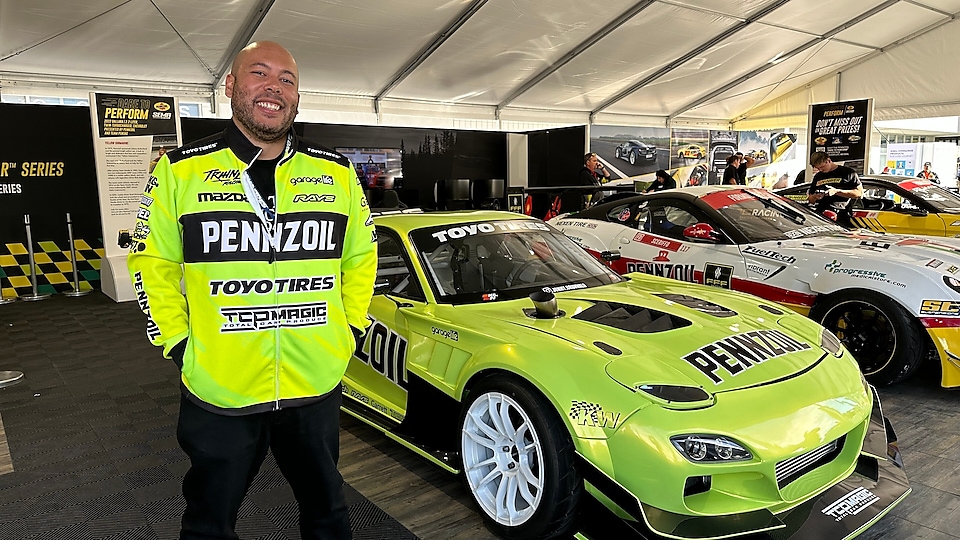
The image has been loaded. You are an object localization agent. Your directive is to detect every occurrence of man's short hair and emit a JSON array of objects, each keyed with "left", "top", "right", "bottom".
[
  {"left": 726, "top": 155, "right": 739, "bottom": 165},
  {"left": 735, "top": 152, "right": 744, "bottom": 157},
  {"left": 810, "top": 151, "right": 830, "bottom": 167},
  {"left": 584, "top": 153, "right": 596, "bottom": 165}
]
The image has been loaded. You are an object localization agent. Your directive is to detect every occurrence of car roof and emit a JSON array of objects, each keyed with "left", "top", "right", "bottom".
[
  {"left": 578, "top": 185, "right": 744, "bottom": 214},
  {"left": 372, "top": 209, "right": 543, "bottom": 236}
]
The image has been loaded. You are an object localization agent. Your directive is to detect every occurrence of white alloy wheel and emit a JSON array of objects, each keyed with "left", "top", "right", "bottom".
[{"left": 461, "top": 391, "right": 545, "bottom": 527}]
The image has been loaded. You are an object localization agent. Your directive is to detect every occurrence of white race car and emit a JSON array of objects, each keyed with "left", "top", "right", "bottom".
[{"left": 549, "top": 186, "right": 960, "bottom": 388}]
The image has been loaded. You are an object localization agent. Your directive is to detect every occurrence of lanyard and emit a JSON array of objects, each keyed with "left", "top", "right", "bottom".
[{"left": 239, "top": 135, "right": 292, "bottom": 250}]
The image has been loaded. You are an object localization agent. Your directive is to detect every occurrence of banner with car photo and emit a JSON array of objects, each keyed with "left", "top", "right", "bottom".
[{"left": 588, "top": 125, "right": 669, "bottom": 181}]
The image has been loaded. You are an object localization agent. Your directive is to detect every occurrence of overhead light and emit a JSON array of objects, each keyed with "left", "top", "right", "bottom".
[{"left": 768, "top": 52, "right": 786, "bottom": 64}]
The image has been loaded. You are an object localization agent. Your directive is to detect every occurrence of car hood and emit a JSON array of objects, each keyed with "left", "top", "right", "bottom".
[
  {"left": 753, "top": 231, "right": 960, "bottom": 269},
  {"left": 506, "top": 278, "right": 836, "bottom": 394}
]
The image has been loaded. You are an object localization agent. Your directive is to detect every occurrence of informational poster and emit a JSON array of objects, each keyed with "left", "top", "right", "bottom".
[
  {"left": 90, "top": 93, "right": 181, "bottom": 302},
  {"left": 708, "top": 130, "right": 738, "bottom": 184},
  {"left": 885, "top": 144, "right": 917, "bottom": 176},
  {"left": 807, "top": 98, "right": 873, "bottom": 174}
]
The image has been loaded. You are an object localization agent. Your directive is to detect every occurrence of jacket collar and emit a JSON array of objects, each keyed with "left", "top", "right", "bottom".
[{"left": 223, "top": 120, "right": 299, "bottom": 166}]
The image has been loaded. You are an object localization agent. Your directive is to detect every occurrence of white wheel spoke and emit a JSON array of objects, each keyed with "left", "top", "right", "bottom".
[
  {"left": 464, "top": 426, "right": 497, "bottom": 448},
  {"left": 470, "top": 408, "right": 502, "bottom": 441},
  {"left": 505, "top": 475, "right": 520, "bottom": 518},
  {"left": 517, "top": 469, "right": 538, "bottom": 506},
  {"left": 495, "top": 471, "right": 511, "bottom": 518},
  {"left": 488, "top": 396, "right": 512, "bottom": 438},
  {"left": 518, "top": 458, "right": 542, "bottom": 491},
  {"left": 478, "top": 467, "right": 503, "bottom": 492},
  {"left": 466, "top": 455, "right": 497, "bottom": 472},
  {"left": 498, "top": 400, "right": 518, "bottom": 440}
]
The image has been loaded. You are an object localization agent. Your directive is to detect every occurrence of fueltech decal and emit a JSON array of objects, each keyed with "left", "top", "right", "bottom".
[
  {"left": 742, "top": 245, "right": 796, "bottom": 264},
  {"left": 220, "top": 302, "right": 327, "bottom": 332},
  {"left": 182, "top": 211, "right": 347, "bottom": 262},
  {"left": 354, "top": 316, "right": 408, "bottom": 389},
  {"left": 682, "top": 329, "right": 812, "bottom": 384},
  {"left": 133, "top": 272, "right": 161, "bottom": 340},
  {"left": 209, "top": 276, "right": 335, "bottom": 295}
]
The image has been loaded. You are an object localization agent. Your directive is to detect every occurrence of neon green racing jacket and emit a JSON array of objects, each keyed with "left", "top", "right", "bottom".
[{"left": 128, "top": 123, "right": 377, "bottom": 414}]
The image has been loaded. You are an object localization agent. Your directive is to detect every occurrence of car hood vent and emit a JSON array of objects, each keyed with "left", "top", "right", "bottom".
[
  {"left": 572, "top": 301, "right": 691, "bottom": 333},
  {"left": 653, "top": 294, "right": 737, "bottom": 318}
]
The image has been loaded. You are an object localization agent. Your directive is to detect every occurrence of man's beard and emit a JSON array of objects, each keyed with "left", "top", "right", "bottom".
[{"left": 231, "top": 89, "right": 297, "bottom": 144}]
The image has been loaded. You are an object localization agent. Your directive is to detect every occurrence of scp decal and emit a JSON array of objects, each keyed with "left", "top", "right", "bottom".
[
  {"left": 920, "top": 300, "right": 960, "bottom": 317},
  {"left": 354, "top": 317, "right": 408, "bottom": 389}
]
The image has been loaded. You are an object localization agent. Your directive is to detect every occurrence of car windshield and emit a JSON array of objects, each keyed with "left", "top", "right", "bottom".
[
  {"left": 898, "top": 179, "right": 960, "bottom": 212},
  {"left": 411, "top": 219, "right": 623, "bottom": 304},
  {"left": 700, "top": 189, "right": 845, "bottom": 243}
]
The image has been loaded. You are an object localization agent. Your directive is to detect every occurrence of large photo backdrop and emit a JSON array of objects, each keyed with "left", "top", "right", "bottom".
[{"left": 0, "top": 104, "right": 104, "bottom": 299}]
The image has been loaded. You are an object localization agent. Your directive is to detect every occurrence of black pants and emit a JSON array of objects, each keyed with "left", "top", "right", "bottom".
[{"left": 176, "top": 391, "right": 351, "bottom": 540}]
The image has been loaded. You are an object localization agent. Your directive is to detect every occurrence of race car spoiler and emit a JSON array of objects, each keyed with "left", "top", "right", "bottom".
[{"left": 576, "top": 390, "right": 910, "bottom": 540}]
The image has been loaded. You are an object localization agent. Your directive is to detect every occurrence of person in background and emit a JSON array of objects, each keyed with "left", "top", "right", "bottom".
[
  {"left": 127, "top": 41, "right": 376, "bottom": 540},
  {"left": 917, "top": 161, "right": 940, "bottom": 183},
  {"left": 579, "top": 152, "right": 610, "bottom": 186},
  {"left": 735, "top": 151, "right": 755, "bottom": 185},
  {"left": 807, "top": 151, "right": 863, "bottom": 227},
  {"left": 722, "top": 154, "right": 741, "bottom": 185},
  {"left": 149, "top": 147, "right": 166, "bottom": 173},
  {"left": 644, "top": 169, "right": 677, "bottom": 192}
]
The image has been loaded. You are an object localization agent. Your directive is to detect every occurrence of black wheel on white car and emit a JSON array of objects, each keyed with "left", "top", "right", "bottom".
[
  {"left": 811, "top": 290, "right": 924, "bottom": 386},
  {"left": 460, "top": 376, "right": 581, "bottom": 539}
]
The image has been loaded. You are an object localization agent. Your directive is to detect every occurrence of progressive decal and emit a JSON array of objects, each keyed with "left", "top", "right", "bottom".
[{"left": 682, "top": 329, "right": 812, "bottom": 384}]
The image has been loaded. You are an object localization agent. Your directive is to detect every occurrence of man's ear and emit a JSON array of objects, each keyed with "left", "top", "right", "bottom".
[{"left": 224, "top": 73, "right": 235, "bottom": 98}]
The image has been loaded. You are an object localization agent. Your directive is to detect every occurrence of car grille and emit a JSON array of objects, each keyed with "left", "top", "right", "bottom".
[{"left": 775, "top": 436, "right": 845, "bottom": 489}]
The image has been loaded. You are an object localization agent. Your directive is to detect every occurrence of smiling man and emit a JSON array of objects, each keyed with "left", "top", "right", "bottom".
[{"left": 128, "top": 41, "right": 377, "bottom": 540}]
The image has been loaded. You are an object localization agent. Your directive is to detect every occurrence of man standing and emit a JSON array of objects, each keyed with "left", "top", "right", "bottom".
[
  {"left": 734, "top": 151, "right": 755, "bottom": 185},
  {"left": 807, "top": 151, "right": 863, "bottom": 227},
  {"left": 128, "top": 41, "right": 376, "bottom": 540},
  {"left": 917, "top": 161, "right": 940, "bottom": 183},
  {"left": 722, "top": 154, "right": 741, "bottom": 185}
]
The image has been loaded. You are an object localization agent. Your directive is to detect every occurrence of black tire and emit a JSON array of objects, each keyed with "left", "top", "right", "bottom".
[
  {"left": 629, "top": 151, "right": 636, "bottom": 165},
  {"left": 810, "top": 290, "right": 924, "bottom": 386},
  {"left": 459, "top": 376, "right": 581, "bottom": 539}
]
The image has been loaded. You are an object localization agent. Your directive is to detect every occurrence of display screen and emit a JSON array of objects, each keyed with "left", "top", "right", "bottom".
[{"left": 336, "top": 147, "right": 403, "bottom": 189}]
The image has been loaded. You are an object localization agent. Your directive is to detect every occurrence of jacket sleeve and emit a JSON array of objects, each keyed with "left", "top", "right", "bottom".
[
  {"left": 127, "top": 155, "right": 189, "bottom": 358},
  {"left": 340, "top": 162, "right": 378, "bottom": 332}
]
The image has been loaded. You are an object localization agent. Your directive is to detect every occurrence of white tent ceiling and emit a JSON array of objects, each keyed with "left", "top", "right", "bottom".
[{"left": 2, "top": 0, "right": 959, "bottom": 129}]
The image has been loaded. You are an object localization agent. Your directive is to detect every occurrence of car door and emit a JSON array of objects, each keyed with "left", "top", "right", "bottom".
[
  {"left": 850, "top": 181, "right": 945, "bottom": 236},
  {"left": 343, "top": 228, "right": 421, "bottom": 423},
  {"left": 614, "top": 199, "right": 748, "bottom": 289}
]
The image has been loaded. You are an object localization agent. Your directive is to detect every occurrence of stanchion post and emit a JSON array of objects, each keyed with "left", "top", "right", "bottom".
[
  {"left": 63, "top": 212, "right": 91, "bottom": 297},
  {"left": 20, "top": 214, "right": 51, "bottom": 302}
]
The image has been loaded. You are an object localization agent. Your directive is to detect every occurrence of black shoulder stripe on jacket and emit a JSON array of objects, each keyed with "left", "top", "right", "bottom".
[
  {"left": 297, "top": 140, "right": 352, "bottom": 169},
  {"left": 168, "top": 131, "right": 228, "bottom": 164}
]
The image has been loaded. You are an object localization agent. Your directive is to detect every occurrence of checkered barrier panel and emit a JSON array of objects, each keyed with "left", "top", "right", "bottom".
[{"left": 0, "top": 239, "right": 103, "bottom": 298}]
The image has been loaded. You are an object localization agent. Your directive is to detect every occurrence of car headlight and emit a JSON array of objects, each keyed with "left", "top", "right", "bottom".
[
  {"left": 820, "top": 328, "right": 844, "bottom": 358},
  {"left": 670, "top": 435, "right": 752, "bottom": 463}
]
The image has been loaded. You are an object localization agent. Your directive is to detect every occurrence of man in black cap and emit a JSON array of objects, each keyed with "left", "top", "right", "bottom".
[{"left": 917, "top": 161, "right": 939, "bottom": 183}]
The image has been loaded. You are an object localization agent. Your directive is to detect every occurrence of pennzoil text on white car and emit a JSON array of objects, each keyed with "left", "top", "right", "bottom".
[
  {"left": 550, "top": 186, "right": 960, "bottom": 388},
  {"left": 341, "top": 209, "right": 909, "bottom": 540}
]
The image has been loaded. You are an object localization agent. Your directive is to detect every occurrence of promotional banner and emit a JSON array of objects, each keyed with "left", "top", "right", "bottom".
[
  {"left": 707, "top": 130, "right": 738, "bottom": 184},
  {"left": 0, "top": 104, "right": 104, "bottom": 299},
  {"left": 807, "top": 98, "right": 873, "bottom": 175},
  {"left": 670, "top": 128, "right": 709, "bottom": 187},
  {"left": 90, "top": 93, "right": 181, "bottom": 302},
  {"left": 885, "top": 143, "right": 918, "bottom": 176},
  {"left": 589, "top": 125, "right": 669, "bottom": 180}
]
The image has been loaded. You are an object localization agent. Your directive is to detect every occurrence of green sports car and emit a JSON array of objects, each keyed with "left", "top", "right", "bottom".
[{"left": 343, "top": 209, "right": 909, "bottom": 540}]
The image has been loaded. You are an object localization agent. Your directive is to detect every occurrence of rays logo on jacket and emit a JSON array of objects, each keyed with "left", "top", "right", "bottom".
[{"left": 181, "top": 211, "right": 347, "bottom": 262}]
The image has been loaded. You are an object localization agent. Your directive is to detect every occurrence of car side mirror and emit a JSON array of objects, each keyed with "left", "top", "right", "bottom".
[
  {"left": 683, "top": 223, "right": 720, "bottom": 243},
  {"left": 600, "top": 250, "right": 621, "bottom": 262}
]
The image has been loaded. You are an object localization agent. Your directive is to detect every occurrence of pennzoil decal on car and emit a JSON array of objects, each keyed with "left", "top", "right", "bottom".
[
  {"left": 626, "top": 262, "right": 696, "bottom": 281},
  {"left": 354, "top": 316, "right": 408, "bottom": 389},
  {"left": 569, "top": 400, "right": 621, "bottom": 429},
  {"left": 822, "top": 487, "right": 879, "bottom": 522},
  {"left": 703, "top": 263, "right": 733, "bottom": 288},
  {"left": 682, "top": 329, "right": 812, "bottom": 384},
  {"left": 920, "top": 300, "right": 960, "bottom": 316}
]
